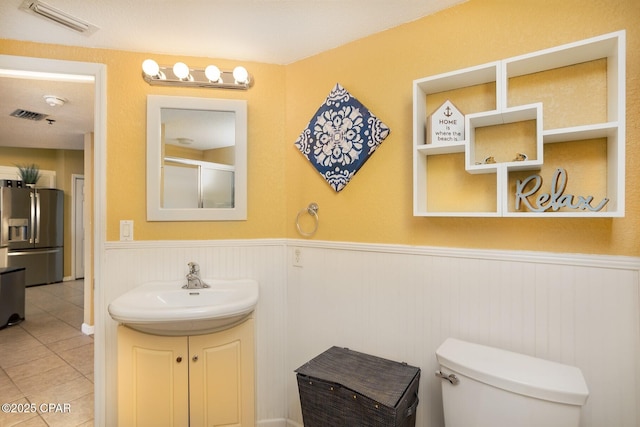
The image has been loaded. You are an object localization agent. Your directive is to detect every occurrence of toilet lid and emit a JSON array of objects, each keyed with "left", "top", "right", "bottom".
[{"left": 436, "top": 338, "right": 589, "bottom": 406}]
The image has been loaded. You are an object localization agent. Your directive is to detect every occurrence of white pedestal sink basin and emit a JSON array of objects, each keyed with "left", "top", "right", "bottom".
[{"left": 108, "top": 279, "right": 258, "bottom": 336}]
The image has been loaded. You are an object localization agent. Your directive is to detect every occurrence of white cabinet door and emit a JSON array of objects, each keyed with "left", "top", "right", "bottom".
[
  {"left": 117, "top": 326, "right": 189, "bottom": 427},
  {"left": 189, "top": 318, "right": 255, "bottom": 427}
]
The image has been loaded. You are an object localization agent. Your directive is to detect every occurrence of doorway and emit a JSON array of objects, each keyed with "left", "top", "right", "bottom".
[{"left": 0, "top": 54, "right": 106, "bottom": 424}]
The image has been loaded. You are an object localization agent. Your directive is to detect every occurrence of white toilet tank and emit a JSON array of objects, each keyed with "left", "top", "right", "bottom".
[{"left": 435, "top": 338, "right": 589, "bottom": 427}]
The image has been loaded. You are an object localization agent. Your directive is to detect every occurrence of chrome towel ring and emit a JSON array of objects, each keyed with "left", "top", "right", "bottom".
[{"left": 296, "top": 202, "right": 319, "bottom": 237}]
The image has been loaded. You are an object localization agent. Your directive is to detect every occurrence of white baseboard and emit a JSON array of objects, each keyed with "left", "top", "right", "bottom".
[
  {"left": 258, "top": 419, "right": 293, "bottom": 427},
  {"left": 81, "top": 322, "right": 94, "bottom": 335}
]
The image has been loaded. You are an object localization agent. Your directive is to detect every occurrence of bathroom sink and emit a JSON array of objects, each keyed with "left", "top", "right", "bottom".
[{"left": 108, "top": 279, "right": 258, "bottom": 336}]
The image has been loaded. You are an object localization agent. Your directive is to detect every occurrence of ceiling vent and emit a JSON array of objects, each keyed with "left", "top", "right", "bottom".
[
  {"left": 19, "top": 0, "right": 99, "bottom": 35},
  {"left": 10, "top": 109, "right": 49, "bottom": 121}
]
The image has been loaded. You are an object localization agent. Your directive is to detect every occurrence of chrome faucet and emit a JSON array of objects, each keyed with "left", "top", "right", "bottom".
[{"left": 183, "top": 262, "right": 209, "bottom": 289}]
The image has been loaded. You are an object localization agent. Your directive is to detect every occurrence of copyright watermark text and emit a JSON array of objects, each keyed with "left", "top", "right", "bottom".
[{"left": 2, "top": 402, "right": 71, "bottom": 414}]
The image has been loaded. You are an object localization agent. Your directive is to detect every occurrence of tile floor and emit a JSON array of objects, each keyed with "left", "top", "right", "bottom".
[{"left": 0, "top": 280, "right": 93, "bottom": 427}]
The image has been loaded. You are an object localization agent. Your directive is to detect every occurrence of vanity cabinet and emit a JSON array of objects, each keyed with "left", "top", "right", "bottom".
[{"left": 117, "top": 317, "right": 255, "bottom": 427}]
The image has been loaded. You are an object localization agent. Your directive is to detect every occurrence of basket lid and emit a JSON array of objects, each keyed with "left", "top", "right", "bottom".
[
  {"left": 295, "top": 346, "right": 420, "bottom": 408},
  {"left": 436, "top": 338, "right": 589, "bottom": 406}
]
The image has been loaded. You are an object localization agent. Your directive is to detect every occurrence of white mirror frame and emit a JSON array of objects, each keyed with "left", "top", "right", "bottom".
[{"left": 146, "top": 95, "right": 247, "bottom": 221}]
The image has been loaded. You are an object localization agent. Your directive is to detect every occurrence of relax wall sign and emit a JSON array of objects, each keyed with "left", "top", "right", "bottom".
[{"left": 515, "top": 168, "right": 609, "bottom": 213}]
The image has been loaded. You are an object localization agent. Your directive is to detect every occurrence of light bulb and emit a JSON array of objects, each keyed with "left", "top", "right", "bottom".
[
  {"left": 173, "top": 62, "right": 190, "bottom": 80},
  {"left": 232, "top": 66, "right": 249, "bottom": 84},
  {"left": 205, "top": 65, "right": 221, "bottom": 83},
  {"left": 142, "top": 59, "right": 160, "bottom": 77}
]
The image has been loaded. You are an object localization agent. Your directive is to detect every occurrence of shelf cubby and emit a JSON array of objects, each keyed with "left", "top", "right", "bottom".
[{"left": 413, "top": 31, "right": 625, "bottom": 217}]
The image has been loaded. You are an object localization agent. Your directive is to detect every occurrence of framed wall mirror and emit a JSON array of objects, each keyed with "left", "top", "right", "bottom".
[{"left": 147, "top": 95, "right": 247, "bottom": 221}]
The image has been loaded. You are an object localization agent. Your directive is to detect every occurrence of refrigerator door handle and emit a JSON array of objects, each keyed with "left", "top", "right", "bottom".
[
  {"left": 34, "top": 192, "right": 40, "bottom": 244},
  {"left": 8, "top": 248, "right": 61, "bottom": 256},
  {"left": 29, "top": 192, "right": 35, "bottom": 244}
]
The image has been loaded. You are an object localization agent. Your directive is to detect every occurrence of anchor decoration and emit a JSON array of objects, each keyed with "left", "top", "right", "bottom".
[
  {"left": 444, "top": 106, "right": 453, "bottom": 118},
  {"left": 428, "top": 100, "right": 464, "bottom": 144}
]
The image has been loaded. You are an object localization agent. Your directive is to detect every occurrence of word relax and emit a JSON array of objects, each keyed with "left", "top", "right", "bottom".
[{"left": 515, "top": 168, "right": 609, "bottom": 213}]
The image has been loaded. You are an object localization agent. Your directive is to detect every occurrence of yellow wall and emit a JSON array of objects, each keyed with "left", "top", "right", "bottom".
[
  {"left": 1, "top": 0, "right": 638, "bottom": 256},
  {"left": 286, "top": 0, "right": 640, "bottom": 255},
  {"left": 0, "top": 147, "right": 84, "bottom": 277},
  {"left": 0, "top": 42, "right": 287, "bottom": 241},
  {"left": 165, "top": 144, "right": 205, "bottom": 161}
]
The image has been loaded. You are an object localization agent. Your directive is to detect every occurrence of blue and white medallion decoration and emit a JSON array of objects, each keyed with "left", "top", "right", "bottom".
[{"left": 294, "top": 83, "right": 390, "bottom": 192}]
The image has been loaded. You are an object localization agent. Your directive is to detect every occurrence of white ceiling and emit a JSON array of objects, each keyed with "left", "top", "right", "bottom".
[
  {"left": 0, "top": 0, "right": 464, "bottom": 150},
  {"left": 0, "top": 75, "right": 94, "bottom": 150}
]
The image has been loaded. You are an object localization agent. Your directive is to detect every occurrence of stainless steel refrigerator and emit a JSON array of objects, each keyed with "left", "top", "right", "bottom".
[{"left": 0, "top": 187, "right": 63, "bottom": 287}]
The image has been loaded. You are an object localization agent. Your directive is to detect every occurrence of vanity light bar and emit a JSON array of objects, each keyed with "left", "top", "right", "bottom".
[{"left": 141, "top": 60, "right": 252, "bottom": 90}]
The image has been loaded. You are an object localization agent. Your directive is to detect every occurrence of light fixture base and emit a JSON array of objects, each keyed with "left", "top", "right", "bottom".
[
  {"left": 143, "top": 65, "right": 252, "bottom": 90},
  {"left": 43, "top": 95, "right": 67, "bottom": 107}
]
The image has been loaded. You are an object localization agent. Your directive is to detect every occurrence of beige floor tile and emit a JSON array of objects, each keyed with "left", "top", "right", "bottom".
[
  {"left": 23, "top": 305, "right": 45, "bottom": 318},
  {"left": 2, "top": 281, "right": 93, "bottom": 426},
  {"left": 0, "top": 344, "right": 55, "bottom": 370},
  {"left": 0, "top": 369, "right": 23, "bottom": 403},
  {"left": 36, "top": 284, "right": 63, "bottom": 295},
  {"left": 83, "top": 372, "right": 94, "bottom": 384},
  {"left": 39, "top": 392, "right": 93, "bottom": 427},
  {"left": 24, "top": 289, "right": 59, "bottom": 304},
  {"left": 4, "top": 354, "right": 67, "bottom": 385},
  {"left": 46, "top": 335, "right": 94, "bottom": 354},
  {"left": 26, "top": 296, "right": 74, "bottom": 314},
  {"left": 62, "top": 281, "right": 85, "bottom": 292},
  {"left": 58, "top": 344, "right": 94, "bottom": 376},
  {"left": 0, "top": 333, "right": 41, "bottom": 358},
  {"left": 26, "top": 376, "right": 93, "bottom": 408},
  {"left": 11, "top": 363, "right": 82, "bottom": 397},
  {"left": 49, "top": 306, "right": 84, "bottom": 330},
  {"left": 17, "top": 313, "right": 57, "bottom": 330},
  {"left": 34, "top": 298, "right": 76, "bottom": 313},
  {"left": 0, "top": 397, "right": 40, "bottom": 427},
  {"left": 21, "top": 319, "right": 84, "bottom": 345},
  {"left": 13, "top": 416, "right": 49, "bottom": 426},
  {"left": 0, "top": 327, "right": 36, "bottom": 347}
]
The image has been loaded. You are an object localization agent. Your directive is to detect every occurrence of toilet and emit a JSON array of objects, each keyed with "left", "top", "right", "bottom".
[{"left": 435, "top": 338, "right": 589, "bottom": 427}]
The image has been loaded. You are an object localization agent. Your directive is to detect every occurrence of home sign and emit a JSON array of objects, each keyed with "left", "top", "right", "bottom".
[
  {"left": 428, "top": 100, "right": 464, "bottom": 144},
  {"left": 515, "top": 168, "right": 609, "bottom": 213}
]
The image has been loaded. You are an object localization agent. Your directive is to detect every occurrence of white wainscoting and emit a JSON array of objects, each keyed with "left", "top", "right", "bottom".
[
  {"left": 285, "top": 242, "right": 640, "bottom": 427},
  {"left": 102, "top": 240, "right": 640, "bottom": 427}
]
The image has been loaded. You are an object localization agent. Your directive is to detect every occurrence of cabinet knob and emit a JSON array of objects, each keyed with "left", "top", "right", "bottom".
[
  {"left": 192, "top": 355, "right": 199, "bottom": 362},
  {"left": 176, "top": 356, "right": 182, "bottom": 363}
]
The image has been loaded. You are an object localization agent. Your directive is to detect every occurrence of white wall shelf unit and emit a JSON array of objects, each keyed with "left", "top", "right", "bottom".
[{"left": 413, "top": 31, "right": 625, "bottom": 217}]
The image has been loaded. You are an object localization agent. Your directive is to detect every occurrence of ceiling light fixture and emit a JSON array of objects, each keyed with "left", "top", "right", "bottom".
[
  {"left": 43, "top": 95, "right": 67, "bottom": 107},
  {"left": 141, "top": 59, "right": 252, "bottom": 90},
  {"left": 19, "top": 0, "right": 99, "bottom": 35}
]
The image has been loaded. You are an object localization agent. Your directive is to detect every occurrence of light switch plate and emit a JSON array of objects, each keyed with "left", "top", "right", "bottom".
[{"left": 120, "top": 220, "right": 133, "bottom": 241}]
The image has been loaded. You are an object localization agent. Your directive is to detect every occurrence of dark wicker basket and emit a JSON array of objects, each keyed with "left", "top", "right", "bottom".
[{"left": 295, "top": 347, "right": 420, "bottom": 427}]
